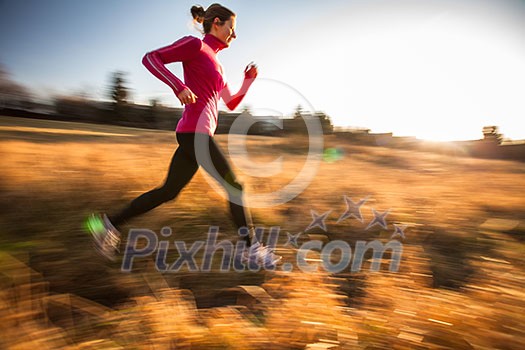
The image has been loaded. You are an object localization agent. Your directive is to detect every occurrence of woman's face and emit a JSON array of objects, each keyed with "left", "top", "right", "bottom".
[{"left": 213, "top": 16, "right": 236, "bottom": 46}]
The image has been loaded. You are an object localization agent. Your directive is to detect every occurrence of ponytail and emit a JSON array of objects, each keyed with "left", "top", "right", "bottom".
[{"left": 190, "top": 5, "right": 205, "bottom": 25}]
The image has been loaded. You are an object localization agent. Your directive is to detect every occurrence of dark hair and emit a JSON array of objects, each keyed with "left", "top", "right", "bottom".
[{"left": 191, "top": 3, "right": 235, "bottom": 34}]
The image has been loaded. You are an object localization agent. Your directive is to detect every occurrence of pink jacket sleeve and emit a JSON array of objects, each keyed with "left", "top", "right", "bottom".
[
  {"left": 142, "top": 36, "right": 201, "bottom": 95},
  {"left": 221, "top": 76, "right": 256, "bottom": 111}
]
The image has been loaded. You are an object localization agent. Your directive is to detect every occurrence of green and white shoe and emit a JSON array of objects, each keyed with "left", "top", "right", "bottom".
[{"left": 85, "top": 213, "right": 121, "bottom": 261}]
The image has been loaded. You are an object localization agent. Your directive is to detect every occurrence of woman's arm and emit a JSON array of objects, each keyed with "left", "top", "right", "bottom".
[
  {"left": 221, "top": 63, "right": 258, "bottom": 111},
  {"left": 142, "top": 36, "right": 201, "bottom": 103}
]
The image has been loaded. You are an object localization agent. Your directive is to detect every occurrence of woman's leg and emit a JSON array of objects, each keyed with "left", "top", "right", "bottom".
[
  {"left": 109, "top": 139, "right": 199, "bottom": 227},
  {"left": 187, "top": 134, "right": 253, "bottom": 244}
]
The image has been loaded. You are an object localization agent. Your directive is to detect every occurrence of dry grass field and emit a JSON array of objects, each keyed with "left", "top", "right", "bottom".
[{"left": 1, "top": 116, "right": 524, "bottom": 349}]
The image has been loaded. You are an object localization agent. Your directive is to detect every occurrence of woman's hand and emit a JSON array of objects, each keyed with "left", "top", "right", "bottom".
[
  {"left": 177, "top": 88, "right": 198, "bottom": 105},
  {"left": 244, "top": 62, "right": 258, "bottom": 80}
]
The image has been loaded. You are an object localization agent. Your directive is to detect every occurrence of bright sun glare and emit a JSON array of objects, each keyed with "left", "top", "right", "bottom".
[{"left": 254, "top": 2, "right": 525, "bottom": 142}]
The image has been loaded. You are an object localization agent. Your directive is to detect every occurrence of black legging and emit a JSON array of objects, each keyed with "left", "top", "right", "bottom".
[{"left": 110, "top": 133, "right": 252, "bottom": 243}]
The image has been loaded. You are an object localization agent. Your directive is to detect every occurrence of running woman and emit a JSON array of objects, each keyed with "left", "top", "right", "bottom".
[{"left": 86, "top": 3, "right": 280, "bottom": 266}]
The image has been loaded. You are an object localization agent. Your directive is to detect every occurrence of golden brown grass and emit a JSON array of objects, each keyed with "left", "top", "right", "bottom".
[{"left": 1, "top": 116, "right": 524, "bottom": 349}]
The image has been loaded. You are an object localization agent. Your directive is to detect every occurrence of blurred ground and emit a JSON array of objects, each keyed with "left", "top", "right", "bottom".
[{"left": 1, "top": 116, "right": 524, "bottom": 349}]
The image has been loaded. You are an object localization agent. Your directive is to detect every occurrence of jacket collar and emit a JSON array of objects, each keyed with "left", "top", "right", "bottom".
[{"left": 203, "top": 33, "right": 228, "bottom": 53}]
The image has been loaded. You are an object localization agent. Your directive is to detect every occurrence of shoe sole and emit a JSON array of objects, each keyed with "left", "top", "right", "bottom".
[{"left": 85, "top": 214, "right": 117, "bottom": 261}]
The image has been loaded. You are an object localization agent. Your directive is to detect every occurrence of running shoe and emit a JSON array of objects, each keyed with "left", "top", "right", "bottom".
[
  {"left": 85, "top": 213, "right": 121, "bottom": 261},
  {"left": 244, "top": 242, "right": 282, "bottom": 268}
]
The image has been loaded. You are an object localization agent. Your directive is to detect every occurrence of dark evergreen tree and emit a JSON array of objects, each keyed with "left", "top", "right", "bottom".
[{"left": 109, "top": 71, "right": 128, "bottom": 106}]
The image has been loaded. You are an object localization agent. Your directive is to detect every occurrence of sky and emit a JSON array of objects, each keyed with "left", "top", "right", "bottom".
[{"left": 1, "top": 0, "right": 524, "bottom": 141}]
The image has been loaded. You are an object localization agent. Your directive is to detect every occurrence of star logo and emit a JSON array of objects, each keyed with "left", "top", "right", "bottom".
[
  {"left": 285, "top": 232, "right": 302, "bottom": 248},
  {"left": 366, "top": 208, "right": 390, "bottom": 230},
  {"left": 305, "top": 210, "right": 331, "bottom": 232},
  {"left": 391, "top": 224, "right": 407, "bottom": 239},
  {"left": 337, "top": 195, "right": 369, "bottom": 223}
]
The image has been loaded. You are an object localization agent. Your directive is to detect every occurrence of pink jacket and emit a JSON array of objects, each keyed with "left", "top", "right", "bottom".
[{"left": 142, "top": 34, "right": 253, "bottom": 135}]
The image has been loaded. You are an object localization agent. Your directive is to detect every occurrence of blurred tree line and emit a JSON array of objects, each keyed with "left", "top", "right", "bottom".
[
  {"left": 3, "top": 65, "right": 515, "bottom": 143},
  {"left": 0, "top": 65, "right": 335, "bottom": 135},
  {"left": 0, "top": 64, "right": 33, "bottom": 109}
]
